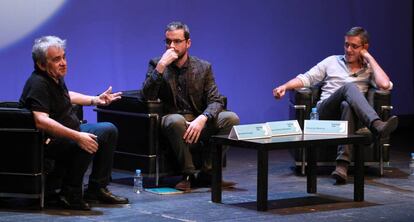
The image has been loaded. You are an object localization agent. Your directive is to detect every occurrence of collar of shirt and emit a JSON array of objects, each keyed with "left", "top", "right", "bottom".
[
  {"left": 339, "top": 55, "right": 369, "bottom": 77},
  {"left": 35, "top": 69, "right": 64, "bottom": 86}
]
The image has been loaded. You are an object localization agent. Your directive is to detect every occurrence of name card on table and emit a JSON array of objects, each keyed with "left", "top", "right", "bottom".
[
  {"left": 266, "top": 120, "right": 302, "bottom": 137},
  {"left": 304, "top": 120, "right": 348, "bottom": 135},
  {"left": 229, "top": 123, "right": 271, "bottom": 140}
]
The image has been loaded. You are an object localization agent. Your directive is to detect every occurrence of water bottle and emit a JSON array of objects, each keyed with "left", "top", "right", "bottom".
[
  {"left": 310, "top": 107, "right": 319, "bottom": 120},
  {"left": 409, "top": 153, "right": 414, "bottom": 176},
  {"left": 133, "top": 169, "right": 143, "bottom": 193}
]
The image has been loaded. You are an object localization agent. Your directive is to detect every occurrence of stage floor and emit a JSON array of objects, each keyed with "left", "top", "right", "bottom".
[{"left": 1, "top": 128, "right": 413, "bottom": 222}]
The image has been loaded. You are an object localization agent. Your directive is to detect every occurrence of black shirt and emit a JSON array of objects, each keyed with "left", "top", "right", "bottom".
[
  {"left": 19, "top": 69, "right": 81, "bottom": 135},
  {"left": 171, "top": 62, "right": 193, "bottom": 115}
]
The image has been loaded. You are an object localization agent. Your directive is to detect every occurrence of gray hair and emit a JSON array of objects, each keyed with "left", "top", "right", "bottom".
[
  {"left": 346, "top": 27, "right": 370, "bottom": 45},
  {"left": 32, "top": 36, "right": 66, "bottom": 67},
  {"left": 165, "top": 21, "right": 190, "bottom": 39}
]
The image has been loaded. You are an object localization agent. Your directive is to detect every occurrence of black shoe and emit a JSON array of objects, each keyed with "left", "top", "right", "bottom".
[
  {"left": 84, "top": 187, "right": 129, "bottom": 204},
  {"left": 58, "top": 193, "right": 91, "bottom": 211},
  {"left": 44, "top": 190, "right": 61, "bottom": 207},
  {"left": 371, "top": 116, "right": 398, "bottom": 137}
]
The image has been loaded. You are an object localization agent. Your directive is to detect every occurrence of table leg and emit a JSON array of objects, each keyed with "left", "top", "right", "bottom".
[
  {"left": 307, "top": 146, "right": 317, "bottom": 193},
  {"left": 257, "top": 148, "right": 268, "bottom": 211},
  {"left": 301, "top": 148, "right": 306, "bottom": 175},
  {"left": 212, "top": 143, "right": 222, "bottom": 203},
  {"left": 354, "top": 144, "right": 364, "bottom": 201}
]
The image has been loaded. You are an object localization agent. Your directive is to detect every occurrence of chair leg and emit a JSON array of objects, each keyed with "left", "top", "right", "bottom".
[
  {"left": 40, "top": 172, "right": 45, "bottom": 209},
  {"left": 379, "top": 143, "right": 384, "bottom": 176},
  {"left": 155, "top": 156, "right": 159, "bottom": 187}
]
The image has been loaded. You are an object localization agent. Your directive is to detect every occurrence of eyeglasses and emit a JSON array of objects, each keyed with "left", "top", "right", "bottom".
[
  {"left": 344, "top": 42, "right": 363, "bottom": 50},
  {"left": 165, "top": 38, "right": 186, "bottom": 46}
]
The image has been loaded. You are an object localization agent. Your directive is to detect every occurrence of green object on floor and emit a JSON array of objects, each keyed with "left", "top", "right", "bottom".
[{"left": 145, "top": 187, "right": 184, "bottom": 195}]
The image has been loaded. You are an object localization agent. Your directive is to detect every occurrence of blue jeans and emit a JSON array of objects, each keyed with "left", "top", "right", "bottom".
[
  {"left": 317, "top": 83, "right": 380, "bottom": 162},
  {"left": 80, "top": 122, "right": 117, "bottom": 189},
  {"left": 46, "top": 122, "right": 117, "bottom": 193}
]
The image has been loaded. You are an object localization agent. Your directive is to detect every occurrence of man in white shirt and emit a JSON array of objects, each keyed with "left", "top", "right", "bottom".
[{"left": 272, "top": 27, "right": 398, "bottom": 184}]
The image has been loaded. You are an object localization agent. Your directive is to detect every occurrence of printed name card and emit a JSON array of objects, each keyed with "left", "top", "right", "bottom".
[
  {"left": 228, "top": 120, "right": 303, "bottom": 140},
  {"left": 266, "top": 120, "right": 302, "bottom": 137},
  {"left": 304, "top": 120, "right": 348, "bottom": 135},
  {"left": 228, "top": 123, "right": 271, "bottom": 140}
]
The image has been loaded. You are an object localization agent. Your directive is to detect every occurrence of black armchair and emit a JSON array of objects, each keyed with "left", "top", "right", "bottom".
[
  {"left": 0, "top": 102, "right": 85, "bottom": 209},
  {"left": 94, "top": 90, "right": 228, "bottom": 186},
  {"left": 0, "top": 102, "right": 44, "bottom": 208},
  {"left": 95, "top": 90, "right": 171, "bottom": 186},
  {"left": 289, "top": 87, "right": 393, "bottom": 175}
]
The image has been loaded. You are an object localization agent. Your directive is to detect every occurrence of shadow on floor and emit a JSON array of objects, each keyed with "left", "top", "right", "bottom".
[{"left": 231, "top": 194, "right": 379, "bottom": 215}]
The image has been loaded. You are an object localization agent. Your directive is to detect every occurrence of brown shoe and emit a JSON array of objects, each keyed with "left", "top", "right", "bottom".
[
  {"left": 175, "top": 175, "right": 192, "bottom": 192},
  {"left": 221, "top": 180, "right": 237, "bottom": 188},
  {"left": 371, "top": 116, "right": 398, "bottom": 137},
  {"left": 195, "top": 171, "right": 237, "bottom": 188},
  {"left": 331, "top": 161, "right": 349, "bottom": 185}
]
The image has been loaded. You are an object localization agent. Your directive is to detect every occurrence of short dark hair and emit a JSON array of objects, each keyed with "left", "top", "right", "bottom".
[
  {"left": 165, "top": 21, "right": 190, "bottom": 40},
  {"left": 346, "top": 27, "right": 370, "bottom": 45}
]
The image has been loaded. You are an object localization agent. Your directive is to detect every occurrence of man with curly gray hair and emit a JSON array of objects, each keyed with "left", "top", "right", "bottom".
[{"left": 20, "top": 36, "right": 128, "bottom": 210}]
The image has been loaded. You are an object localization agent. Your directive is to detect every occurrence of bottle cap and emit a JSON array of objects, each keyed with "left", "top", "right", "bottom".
[
  {"left": 136, "top": 169, "right": 141, "bottom": 174},
  {"left": 311, "top": 107, "right": 317, "bottom": 113}
]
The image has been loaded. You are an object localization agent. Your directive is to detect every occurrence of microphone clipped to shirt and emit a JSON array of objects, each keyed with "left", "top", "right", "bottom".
[{"left": 351, "top": 73, "right": 358, "bottom": 77}]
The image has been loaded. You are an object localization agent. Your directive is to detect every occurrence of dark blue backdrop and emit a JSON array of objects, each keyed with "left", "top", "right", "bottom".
[{"left": 0, "top": 0, "right": 412, "bottom": 124}]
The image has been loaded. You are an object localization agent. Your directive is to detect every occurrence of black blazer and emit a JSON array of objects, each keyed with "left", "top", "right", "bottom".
[{"left": 142, "top": 56, "right": 224, "bottom": 119}]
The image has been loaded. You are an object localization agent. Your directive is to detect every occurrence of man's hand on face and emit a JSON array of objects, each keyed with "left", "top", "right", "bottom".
[
  {"left": 77, "top": 132, "right": 98, "bottom": 154},
  {"left": 359, "top": 49, "right": 373, "bottom": 62},
  {"left": 156, "top": 48, "right": 178, "bottom": 74},
  {"left": 183, "top": 115, "right": 208, "bottom": 144}
]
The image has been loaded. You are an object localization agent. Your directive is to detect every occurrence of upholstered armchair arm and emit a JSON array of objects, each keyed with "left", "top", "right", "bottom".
[
  {"left": 370, "top": 89, "right": 392, "bottom": 121},
  {"left": 0, "top": 102, "right": 36, "bottom": 129},
  {"left": 288, "top": 88, "right": 313, "bottom": 129},
  {"left": 0, "top": 101, "right": 44, "bottom": 198},
  {"left": 96, "top": 90, "right": 163, "bottom": 115}
]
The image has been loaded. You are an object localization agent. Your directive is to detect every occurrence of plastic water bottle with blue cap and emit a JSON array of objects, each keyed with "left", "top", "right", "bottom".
[
  {"left": 133, "top": 169, "right": 143, "bottom": 193},
  {"left": 310, "top": 107, "right": 319, "bottom": 120},
  {"left": 410, "top": 153, "right": 414, "bottom": 176}
]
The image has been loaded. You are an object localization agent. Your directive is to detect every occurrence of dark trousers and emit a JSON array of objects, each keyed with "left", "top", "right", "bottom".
[
  {"left": 161, "top": 111, "right": 240, "bottom": 175},
  {"left": 45, "top": 122, "right": 117, "bottom": 195},
  {"left": 317, "top": 83, "right": 380, "bottom": 162}
]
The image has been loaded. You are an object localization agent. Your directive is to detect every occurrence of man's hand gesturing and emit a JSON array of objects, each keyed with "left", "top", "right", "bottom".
[{"left": 273, "top": 85, "right": 287, "bottom": 99}]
